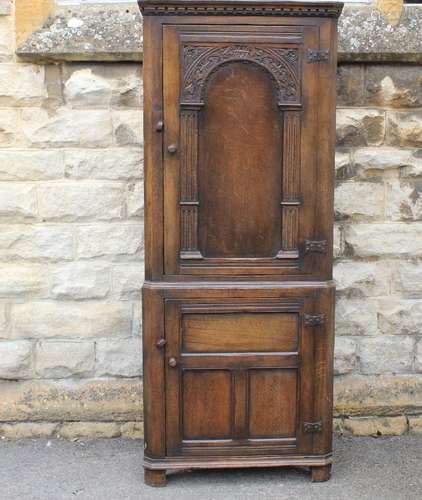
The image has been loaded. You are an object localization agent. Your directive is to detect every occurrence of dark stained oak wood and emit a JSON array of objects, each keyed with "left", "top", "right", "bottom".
[
  {"left": 182, "top": 312, "right": 298, "bottom": 353},
  {"left": 144, "top": 469, "right": 167, "bottom": 487},
  {"left": 311, "top": 464, "right": 332, "bottom": 482},
  {"left": 140, "top": 0, "right": 342, "bottom": 486},
  {"left": 198, "top": 62, "right": 282, "bottom": 258}
]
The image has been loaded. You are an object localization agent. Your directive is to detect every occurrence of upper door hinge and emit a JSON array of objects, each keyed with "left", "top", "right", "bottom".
[
  {"left": 304, "top": 240, "right": 327, "bottom": 254},
  {"left": 304, "top": 314, "right": 325, "bottom": 327},
  {"left": 308, "top": 49, "right": 329, "bottom": 63},
  {"left": 304, "top": 421, "right": 323, "bottom": 433}
]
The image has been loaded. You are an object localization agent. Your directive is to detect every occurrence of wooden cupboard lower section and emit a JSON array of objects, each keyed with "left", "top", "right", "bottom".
[{"left": 142, "top": 282, "right": 335, "bottom": 484}]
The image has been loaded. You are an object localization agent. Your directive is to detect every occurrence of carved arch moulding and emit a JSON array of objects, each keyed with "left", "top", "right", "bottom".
[{"left": 182, "top": 44, "right": 301, "bottom": 105}]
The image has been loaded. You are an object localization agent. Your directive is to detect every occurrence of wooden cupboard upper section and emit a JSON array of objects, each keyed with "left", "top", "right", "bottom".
[{"left": 141, "top": 3, "right": 341, "bottom": 280}]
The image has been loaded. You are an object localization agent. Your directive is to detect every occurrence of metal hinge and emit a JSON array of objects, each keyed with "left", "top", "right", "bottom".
[
  {"left": 304, "top": 421, "right": 323, "bottom": 433},
  {"left": 308, "top": 49, "right": 329, "bottom": 63},
  {"left": 304, "top": 314, "right": 325, "bottom": 327},
  {"left": 304, "top": 240, "right": 327, "bottom": 254}
]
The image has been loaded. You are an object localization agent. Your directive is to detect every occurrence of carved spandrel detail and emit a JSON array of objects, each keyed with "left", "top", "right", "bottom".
[{"left": 182, "top": 45, "right": 300, "bottom": 105}]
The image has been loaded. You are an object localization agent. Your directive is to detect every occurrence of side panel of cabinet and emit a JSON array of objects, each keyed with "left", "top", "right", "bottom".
[
  {"left": 164, "top": 293, "right": 320, "bottom": 457},
  {"left": 162, "top": 22, "right": 333, "bottom": 278}
]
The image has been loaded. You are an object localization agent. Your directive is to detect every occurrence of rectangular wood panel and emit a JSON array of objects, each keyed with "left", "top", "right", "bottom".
[
  {"left": 248, "top": 369, "right": 297, "bottom": 438},
  {"left": 183, "top": 312, "right": 298, "bottom": 353},
  {"left": 182, "top": 370, "right": 233, "bottom": 440}
]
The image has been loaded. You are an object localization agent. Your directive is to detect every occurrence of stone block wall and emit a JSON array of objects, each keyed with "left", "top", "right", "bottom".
[
  {"left": 334, "top": 63, "right": 422, "bottom": 435},
  {"left": 0, "top": 3, "right": 421, "bottom": 438},
  {"left": 0, "top": 3, "right": 144, "bottom": 439}
]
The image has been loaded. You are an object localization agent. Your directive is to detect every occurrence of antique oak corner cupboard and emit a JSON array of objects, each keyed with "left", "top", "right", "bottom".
[{"left": 139, "top": 0, "right": 343, "bottom": 487}]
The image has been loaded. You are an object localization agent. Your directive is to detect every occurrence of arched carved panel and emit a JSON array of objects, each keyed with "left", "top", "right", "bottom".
[{"left": 182, "top": 44, "right": 300, "bottom": 105}]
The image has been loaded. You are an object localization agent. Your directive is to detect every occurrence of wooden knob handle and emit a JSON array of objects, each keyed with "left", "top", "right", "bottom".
[{"left": 168, "top": 357, "right": 177, "bottom": 368}]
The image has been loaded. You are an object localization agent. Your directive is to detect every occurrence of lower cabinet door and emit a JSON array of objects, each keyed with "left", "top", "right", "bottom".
[{"left": 164, "top": 295, "right": 320, "bottom": 457}]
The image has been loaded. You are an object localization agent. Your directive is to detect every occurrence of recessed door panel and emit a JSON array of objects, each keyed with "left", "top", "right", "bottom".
[
  {"left": 248, "top": 369, "right": 297, "bottom": 438},
  {"left": 183, "top": 312, "right": 298, "bottom": 353},
  {"left": 183, "top": 370, "right": 232, "bottom": 440},
  {"left": 198, "top": 62, "right": 282, "bottom": 258}
]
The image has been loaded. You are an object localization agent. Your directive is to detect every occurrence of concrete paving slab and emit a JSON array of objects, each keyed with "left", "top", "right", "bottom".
[{"left": 0, "top": 436, "right": 421, "bottom": 500}]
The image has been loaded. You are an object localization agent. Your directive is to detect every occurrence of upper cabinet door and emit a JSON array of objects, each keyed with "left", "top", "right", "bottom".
[{"left": 163, "top": 23, "right": 334, "bottom": 278}]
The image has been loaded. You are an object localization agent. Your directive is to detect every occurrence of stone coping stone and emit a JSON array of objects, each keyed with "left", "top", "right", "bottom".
[
  {"left": 15, "top": 3, "right": 422, "bottom": 63},
  {"left": 17, "top": 3, "right": 143, "bottom": 63}
]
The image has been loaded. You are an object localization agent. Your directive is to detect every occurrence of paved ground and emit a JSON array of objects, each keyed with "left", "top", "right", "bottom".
[{"left": 0, "top": 436, "right": 421, "bottom": 500}]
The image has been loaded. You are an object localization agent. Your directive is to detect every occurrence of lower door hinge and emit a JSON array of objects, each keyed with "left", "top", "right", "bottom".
[
  {"left": 308, "top": 49, "right": 329, "bottom": 63},
  {"left": 304, "top": 421, "right": 323, "bottom": 433},
  {"left": 304, "top": 314, "right": 325, "bottom": 327}
]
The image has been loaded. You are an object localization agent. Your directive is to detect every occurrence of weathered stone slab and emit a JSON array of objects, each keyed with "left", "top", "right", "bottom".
[
  {"left": 0, "top": 150, "right": 64, "bottom": 181},
  {"left": 0, "top": 423, "right": 59, "bottom": 439},
  {"left": 0, "top": 16, "right": 13, "bottom": 62},
  {"left": 387, "top": 111, "right": 422, "bottom": 148},
  {"left": 50, "top": 262, "right": 110, "bottom": 300},
  {"left": 386, "top": 180, "right": 422, "bottom": 221},
  {"left": 35, "top": 341, "right": 95, "bottom": 378},
  {"left": 338, "top": 5, "right": 422, "bottom": 63},
  {"left": 58, "top": 422, "right": 121, "bottom": 439},
  {"left": 335, "top": 182, "right": 384, "bottom": 220},
  {"left": 21, "top": 108, "right": 114, "bottom": 148},
  {"left": 393, "top": 263, "right": 422, "bottom": 297},
  {"left": 336, "top": 64, "right": 364, "bottom": 106},
  {"left": 0, "top": 184, "right": 38, "bottom": 221},
  {"left": 365, "top": 65, "right": 422, "bottom": 108},
  {"left": 359, "top": 336, "right": 414, "bottom": 374},
  {"left": 0, "top": 64, "right": 47, "bottom": 106},
  {"left": 127, "top": 182, "right": 144, "bottom": 218},
  {"left": 0, "top": 341, "right": 32, "bottom": 379},
  {"left": 334, "top": 260, "right": 390, "bottom": 298},
  {"left": 96, "top": 338, "right": 142, "bottom": 377},
  {"left": 353, "top": 147, "right": 422, "bottom": 180},
  {"left": 334, "top": 337, "right": 359, "bottom": 375},
  {"left": 65, "top": 148, "right": 142, "bottom": 181},
  {"left": 336, "top": 109, "right": 385, "bottom": 147},
  {"left": 409, "top": 416, "right": 422, "bottom": 434},
  {"left": 0, "top": 1, "right": 11, "bottom": 16},
  {"left": 38, "top": 182, "right": 125, "bottom": 221},
  {"left": 378, "top": 299, "right": 422, "bottom": 336},
  {"left": 17, "top": 3, "right": 143, "bottom": 63},
  {"left": 334, "top": 374, "right": 422, "bottom": 416},
  {"left": 10, "top": 301, "right": 132, "bottom": 339},
  {"left": 112, "top": 110, "right": 143, "bottom": 146},
  {"left": 112, "top": 264, "right": 144, "bottom": 300},
  {"left": 416, "top": 340, "right": 422, "bottom": 373},
  {"left": 0, "top": 379, "right": 143, "bottom": 421},
  {"left": 0, "top": 264, "right": 49, "bottom": 299},
  {"left": 76, "top": 223, "right": 143, "bottom": 259},
  {"left": 0, "top": 109, "right": 19, "bottom": 146},
  {"left": 344, "top": 223, "right": 422, "bottom": 257},
  {"left": 63, "top": 64, "right": 142, "bottom": 108},
  {"left": 0, "top": 225, "right": 74, "bottom": 261},
  {"left": 342, "top": 416, "right": 408, "bottom": 437},
  {"left": 335, "top": 297, "right": 378, "bottom": 336}
]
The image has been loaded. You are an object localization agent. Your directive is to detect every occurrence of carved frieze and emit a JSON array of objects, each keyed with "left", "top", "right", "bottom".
[{"left": 182, "top": 44, "right": 300, "bottom": 105}]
